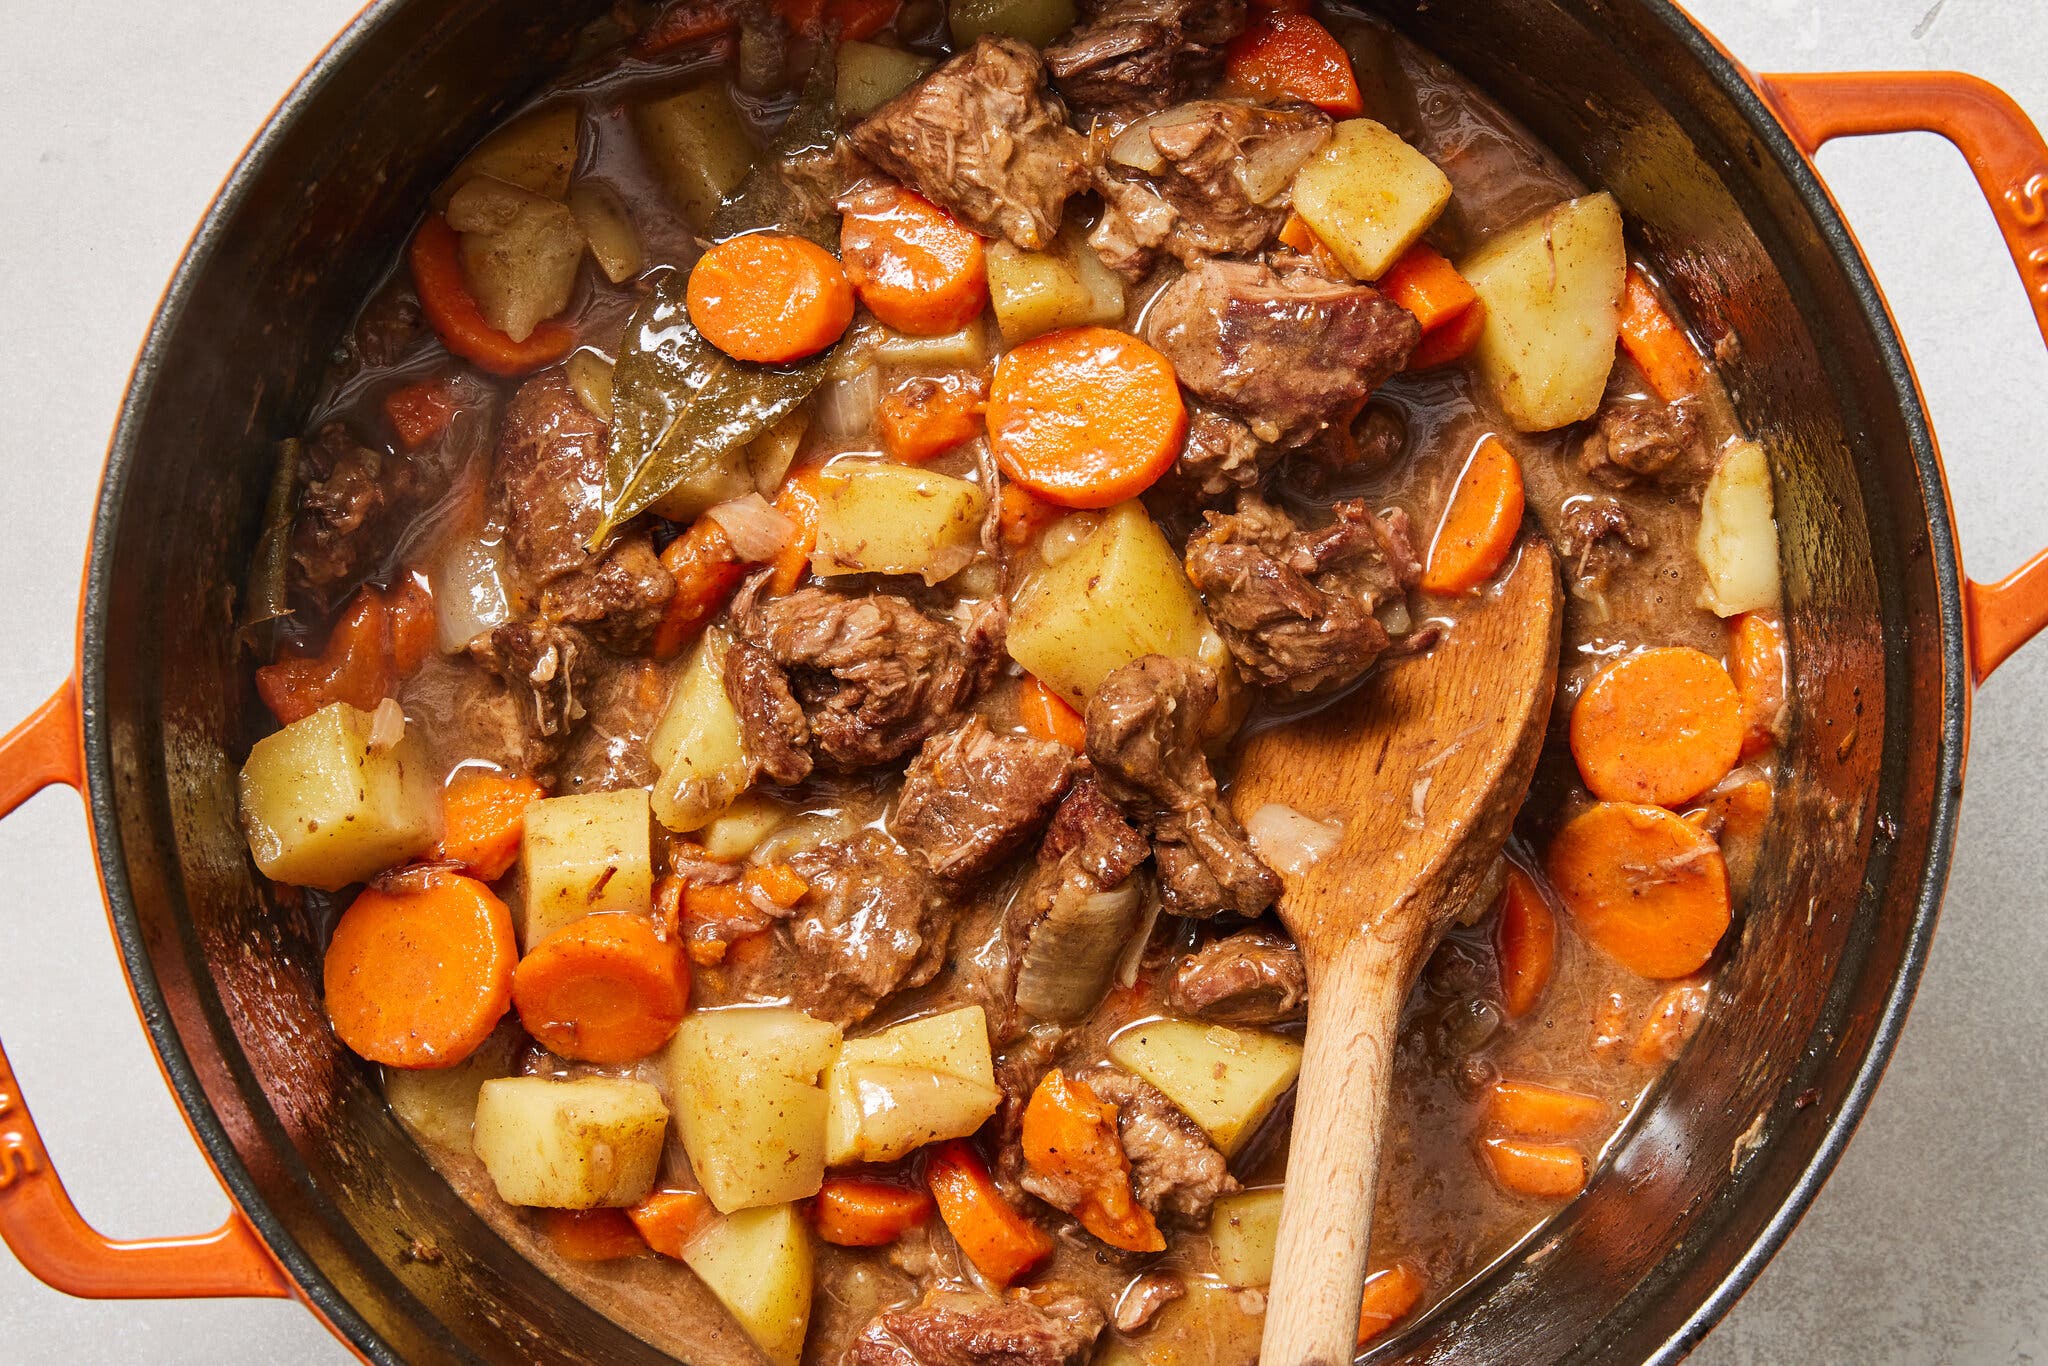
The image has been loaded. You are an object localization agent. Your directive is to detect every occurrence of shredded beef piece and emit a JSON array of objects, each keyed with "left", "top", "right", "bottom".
[
  {"left": 1085, "top": 656, "right": 1278, "bottom": 917},
  {"left": 1045, "top": 0, "right": 1245, "bottom": 116},
  {"left": 730, "top": 584, "right": 997, "bottom": 773},
  {"left": 551, "top": 656, "right": 668, "bottom": 793},
  {"left": 848, "top": 38, "right": 1090, "bottom": 250},
  {"left": 1006, "top": 777, "right": 1153, "bottom": 1025},
  {"left": 1146, "top": 259, "right": 1420, "bottom": 448},
  {"left": 288, "top": 424, "right": 458, "bottom": 603},
  {"left": 1557, "top": 494, "right": 1650, "bottom": 594},
  {"left": 1086, "top": 1069, "right": 1239, "bottom": 1221},
  {"left": 351, "top": 290, "right": 425, "bottom": 368},
  {"left": 1184, "top": 493, "right": 1415, "bottom": 695},
  {"left": 472, "top": 618, "right": 590, "bottom": 740},
  {"left": 540, "top": 530, "right": 675, "bottom": 654},
  {"left": 1576, "top": 398, "right": 1711, "bottom": 490},
  {"left": 850, "top": 1289, "right": 1105, "bottom": 1366},
  {"left": 1114, "top": 1272, "right": 1187, "bottom": 1332},
  {"left": 724, "top": 638, "right": 814, "bottom": 785},
  {"left": 892, "top": 718, "right": 1075, "bottom": 883},
  {"left": 1092, "top": 101, "right": 1330, "bottom": 273},
  {"left": 1172, "top": 407, "right": 1271, "bottom": 501},
  {"left": 1169, "top": 930, "right": 1307, "bottom": 1024}
]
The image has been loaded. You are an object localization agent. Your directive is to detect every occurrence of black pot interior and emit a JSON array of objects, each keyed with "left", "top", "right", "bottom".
[{"left": 82, "top": 0, "right": 1959, "bottom": 1360}]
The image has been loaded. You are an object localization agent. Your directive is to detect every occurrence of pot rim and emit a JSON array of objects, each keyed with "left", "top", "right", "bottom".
[{"left": 70, "top": 1, "right": 1968, "bottom": 1360}]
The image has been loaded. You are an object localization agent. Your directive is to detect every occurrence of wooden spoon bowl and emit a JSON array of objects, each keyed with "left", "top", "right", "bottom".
[{"left": 1233, "top": 540, "right": 1563, "bottom": 1366}]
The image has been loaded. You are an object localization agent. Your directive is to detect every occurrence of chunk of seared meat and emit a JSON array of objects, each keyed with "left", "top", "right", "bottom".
[
  {"left": 728, "top": 584, "right": 1001, "bottom": 774},
  {"left": 289, "top": 423, "right": 460, "bottom": 604},
  {"left": 1170, "top": 407, "right": 1271, "bottom": 502},
  {"left": 541, "top": 531, "right": 675, "bottom": 654},
  {"left": 472, "top": 617, "right": 591, "bottom": 740},
  {"left": 849, "top": 1289, "right": 1105, "bottom": 1366},
  {"left": 350, "top": 289, "right": 425, "bottom": 368},
  {"left": 1113, "top": 1272, "right": 1186, "bottom": 1332},
  {"left": 892, "top": 718, "right": 1075, "bottom": 883},
  {"left": 1007, "top": 777, "right": 1153, "bottom": 1024},
  {"left": 848, "top": 38, "right": 1090, "bottom": 250},
  {"left": 1576, "top": 397, "right": 1711, "bottom": 491},
  {"left": 551, "top": 655, "right": 669, "bottom": 794},
  {"left": 1184, "top": 493, "right": 1418, "bottom": 695},
  {"left": 1556, "top": 494, "right": 1650, "bottom": 594},
  {"left": 1091, "top": 101, "right": 1330, "bottom": 273},
  {"left": 400, "top": 652, "right": 563, "bottom": 779},
  {"left": 1168, "top": 930, "right": 1307, "bottom": 1024},
  {"left": 1086, "top": 656, "right": 1278, "bottom": 917},
  {"left": 1046, "top": 0, "right": 1245, "bottom": 117},
  {"left": 1146, "top": 259, "right": 1420, "bottom": 448},
  {"left": 723, "top": 830, "right": 954, "bottom": 1026},
  {"left": 1085, "top": 1069, "right": 1239, "bottom": 1221}
]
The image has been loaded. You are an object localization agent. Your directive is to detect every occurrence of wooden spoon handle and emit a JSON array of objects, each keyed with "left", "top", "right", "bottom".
[{"left": 1260, "top": 932, "right": 1419, "bottom": 1366}]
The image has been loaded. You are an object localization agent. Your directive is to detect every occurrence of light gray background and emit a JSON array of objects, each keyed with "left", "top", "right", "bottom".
[{"left": 1, "top": 0, "right": 2041, "bottom": 1360}]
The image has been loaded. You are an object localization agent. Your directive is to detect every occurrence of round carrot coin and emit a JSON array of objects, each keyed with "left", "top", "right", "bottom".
[
  {"left": 686, "top": 232, "right": 855, "bottom": 364},
  {"left": 1420, "top": 436, "right": 1524, "bottom": 594},
  {"left": 512, "top": 912, "right": 689, "bottom": 1063},
  {"left": 323, "top": 869, "right": 516, "bottom": 1068},
  {"left": 1546, "top": 801, "right": 1731, "bottom": 979},
  {"left": 1570, "top": 645, "right": 1742, "bottom": 807},
  {"left": 840, "top": 186, "right": 988, "bottom": 336},
  {"left": 985, "top": 326, "right": 1187, "bottom": 508}
]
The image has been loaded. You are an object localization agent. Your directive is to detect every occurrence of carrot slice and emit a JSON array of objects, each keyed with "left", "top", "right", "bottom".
[
  {"left": 255, "top": 587, "right": 395, "bottom": 725},
  {"left": 1480, "top": 1137, "right": 1588, "bottom": 1199},
  {"left": 1618, "top": 267, "right": 1704, "bottom": 403},
  {"left": 636, "top": 0, "right": 739, "bottom": 52},
  {"left": 384, "top": 576, "right": 437, "bottom": 678},
  {"left": 511, "top": 913, "right": 689, "bottom": 1063},
  {"left": 410, "top": 215, "right": 575, "bottom": 376},
  {"left": 324, "top": 869, "right": 516, "bottom": 1068},
  {"left": 924, "top": 1139, "right": 1053, "bottom": 1287},
  {"left": 1633, "top": 983, "right": 1709, "bottom": 1066},
  {"left": 1484, "top": 1078, "right": 1606, "bottom": 1139},
  {"left": 1547, "top": 802, "right": 1732, "bottom": 979},
  {"left": 1377, "top": 243, "right": 1478, "bottom": 333},
  {"left": 1571, "top": 646, "right": 1743, "bottom": 808},
  {"left": 1019, "top": 675, "right": 1087, "bottom": 751},
  {"left": 543, "top": 1207, "right": 648, "bottom": 1262},
  {"left": 686, "top": 233, "right": 855, "bottom": 364},
  {"left": 1420, "top": 436, "right": 1524, "bottom": 594},
  {"left": 1357, "top": 1262, "right": 1427, "bottom": 1346},
  {"left": 1278, "top": 210, "right": 1350, "bottom": 279},
  {"left": 1022, "top": 1070, "right": 1165, "bottom": 1253},
  {"left": 986, "top": 326, "right": 1186, "bottom": 509},
  {"left": 813, "top": 1177, "right": 935, "bottom": 1247},
  {"left": 1727, "top": 613, "right": 1787, "bottom": 759},
  {"left": 769, "top": 469, "right": 824, "bottom": 595},
  {"left": 997, "top": 484, "right": 1061, "bottom": 547},
  {"left": 825, "top": 0, "right": 901, "bottom": 40},
  {"left": 1225, "top": 12, "right": 1364, "bottom": 117},
  {"left": 651, "top": 518, "right": 740, "bottom": 660},
  {"left": 841, "top": 186, "right": 989, "bottom": 337},
  {"left": 629, "top": 1189, "right": 717, "bottom": 1259},
  {"left": 1406, "top": 299, "right": 1486, "bottom": 370},
  {"left": 1493, "top": 868, "right": 1556, "bottom": 1020},
  {"left": 435, "top": 771, "right": 546, "bottom": 881},
  {"left": 879, "top": 372, "right": 987, "bottom": 463},
  {"left": 383, "top": 376, "right": 464, "bottom": 450}
]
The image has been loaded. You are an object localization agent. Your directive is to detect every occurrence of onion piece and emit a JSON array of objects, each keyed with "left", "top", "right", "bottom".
[
  {"left": 432, "top": 533, "right": 512, "bottom": 654},
  {"left": 1233, "top": 127, "right": 1330, "bottom": 205},
  {"left": 1108, "top": 106, "right": 1207, "bottom": 174},
  {"left": 1245, "top": 803, "right": 1342, "bottom": 878},
  {"left": 366, "top": 697, "right": 407, "bottom": 755},
  {"left": 813, "top": 365, "right": 879, "bottom": 440},
  {"left": 706, "top": 492, "right": 795, "bottom": 562}
]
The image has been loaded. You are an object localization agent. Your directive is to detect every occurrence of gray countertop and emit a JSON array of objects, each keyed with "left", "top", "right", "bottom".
[{"left": 1, "top": 0, "right": 2041, "bottom": 1359}]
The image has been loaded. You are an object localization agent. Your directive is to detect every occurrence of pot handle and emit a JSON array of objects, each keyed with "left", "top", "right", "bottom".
[
  {"left": 1761, "top": 71, "right": 2048, "bottom": 683},
  {"left": 0, "top": 679, "right": 288, "bottom": 1299}
]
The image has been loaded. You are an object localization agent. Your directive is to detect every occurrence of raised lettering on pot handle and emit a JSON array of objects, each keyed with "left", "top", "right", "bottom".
[
  {"left": 1763, "top": 70, "right": 2048, "bottom": 683},
  {"left": 0, "top": 680, "right": 288, "bottom": 1299}
]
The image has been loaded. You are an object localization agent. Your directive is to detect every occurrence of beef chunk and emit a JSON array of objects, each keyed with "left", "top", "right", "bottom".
[
  {"left": 1146, "top": 259, "right": 1420, "bottom": 448},
  {"left": 724, "top": 639, "right": 814, "bottom": 785},
  {"left": 848, "top": 38, "right": 1090, "bottom": 251},
  {"left": 551, "top": 656, "right": 669, "bottom": 794},
  {"left": 1184, "top": 493, "right": 1416, "bottom": 695},
  {"left": 729, "top": 584, "right": 998, "bottom": 773},
  {"left": 1085, "top": 656, "right": 1278, "bottom": 917},
  {"left": 1045, "top": 0, "right": 1245, "bottom": 117},
  {"left": 1007, "top": 777, "right": 1153, "bottom": 1024},
  {"left": 1114, "top": 1273, "right": 1186, "bottom": 1332},
  {"left": 540, "top": 530, "right": 675, "bottom": 655},
  {"left": 1092, "top": 101, "right": 1330, "bottom": 272},
  {"left": 472, "top": 618, "right": 591, "bottom": 741},
  {"left": 288, "top": 424, "right": 458, "bottom": 603},
  {"left": 1557, "top": 494, "right": 1650, "bottom": 594},
  {"left": 351, "top": 290, "right": 426, "bottom": 368},
  {"left": 1168, "top": 930, "right": 1307, "bottom": 1024},
  {"left": 400, "top": 653, "right": 561, "bottom": 778},
  {"left": 892, "top": 718, "right": 1075, "bottom": 883},
  {"left": 1576, "top": 398, "right": 1711, "bottom": 490},
  {"left": 727, "top": 831, "right": 954, "bottom": 1026},
  {"left": 1087, "top": 1069, "right": 1238, "bottom": 1221},
  {"left": 1173, "top": 407, "right": 1270, "bottom": 501},
  {"left": 850, "top": 1289, "right": 1105, "bottom": 1366}
]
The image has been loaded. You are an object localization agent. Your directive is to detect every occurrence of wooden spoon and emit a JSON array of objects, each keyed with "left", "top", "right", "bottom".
[{"left": 1234, "top": 539, "right": 1562, "bottom": 1366}]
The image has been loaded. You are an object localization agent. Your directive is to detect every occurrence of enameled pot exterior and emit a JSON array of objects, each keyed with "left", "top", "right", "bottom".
[{"left": 2, "top": 1, "right": 2044, "bottom": 1361}]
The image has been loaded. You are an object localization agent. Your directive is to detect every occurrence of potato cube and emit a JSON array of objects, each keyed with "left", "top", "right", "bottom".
[
  {"left": 698, "top": 793, "right": 790, "bottom": 861},
  {"left": 671, "top": 1006, "right": 844, "bottom": 1083},
  {"left": 1289, "top": 119, "right": 1452, "bottom": 281},
  {"left": 812, "top": 462, "right": 988, "bottom": 585},
  {"left": 1107, "top": 1018, "right": 1302, "bottom": 1156},
  {"left": 238, "top": 702, "right": 442, "bottom": 892},
  {"left": 435, "top": 104, "right": 578, "bottom": 205},
  {"left": 1210, "top": 1187, "right": 1286, "bottom": 1287},
  {"left": 471, "top": 1076, "right": 668, "bottom": 1208},
  {"left": 986, "top": 223, "right": 1126, "bottom": 344},
  {"left": 837, "top": 41, "right": 936, "bottom": 117},
  {"left": 1462, "top": 192, "right": 1627, "bottom": 432},
  {"left": 1695, "top": 439, "right": 1780, "bottom": 617},
  {"left": 566, "top": 182, "right": 645, "bottom": 284},
  {"left": 822, "top": 1007, "right": 999, "bottom": 1165},
  {"left": 874, "top": 320, "right": 991, "bottom": 371},
  {"left": 681, "top": 1203, "right": 815, "bottom": 1366},
  {"left": 668, "top": 1008, "right": 839, "bottom": 1212},
  {"left": 949, "top": 0, "right": 1079, "bottom": 48},
  {"left": 384, "top": 1021, "right": 521, "bottom": 1154},
  {"left": 518, "top": 788, "right": 652, "bottom": 948},
  {"left": 633, "top": 83, "right": 757, "bottom": 228},
  {"left": 649, "top": 630, "right": 751, "bottom": 833}
]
